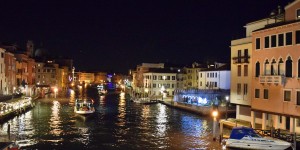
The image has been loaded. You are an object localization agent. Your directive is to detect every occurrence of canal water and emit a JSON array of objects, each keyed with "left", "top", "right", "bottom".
[{"left": 0, "top": 87, "right": 221, "bottom": 149}]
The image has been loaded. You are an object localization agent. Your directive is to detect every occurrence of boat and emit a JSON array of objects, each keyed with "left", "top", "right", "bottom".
[
  {"left": 131, "top": 97, "right": 158, "bottom": 105},
  {"left": 225, "top": 126, "right": 291, "bottom": 150},
  {"left": 74, "top": 98, "right": 95, "bottom": 116}
]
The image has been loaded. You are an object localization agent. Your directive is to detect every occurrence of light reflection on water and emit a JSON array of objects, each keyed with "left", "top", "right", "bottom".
[{"left": 0, "top": 88, "right": 221, "bottom": 149}]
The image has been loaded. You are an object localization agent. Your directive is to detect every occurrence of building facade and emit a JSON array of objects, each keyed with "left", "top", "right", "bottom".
[
  {"left": 143, "top": 69, "right": 177, "bottom": 99},
  {"left": 251, "top": 1, "right": 300, "bottom": 133},
  {"left": 198, "top": 63, "right": 230, "bottom": 90},
  {"left": 4, "top": 51, "right": 16, "bottom": 94}
]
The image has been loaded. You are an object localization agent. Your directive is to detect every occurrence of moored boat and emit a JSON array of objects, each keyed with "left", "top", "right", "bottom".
[
  {"left": 74, "top": 98, "right": 95, "bottom": 116},
  {"left": 225, "top": 126, "right": 291, "bottom": 150}
]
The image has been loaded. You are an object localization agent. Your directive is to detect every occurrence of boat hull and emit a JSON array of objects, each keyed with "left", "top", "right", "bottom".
[{"left": 226, "top": 139, "right": 291, "bottom": 150}]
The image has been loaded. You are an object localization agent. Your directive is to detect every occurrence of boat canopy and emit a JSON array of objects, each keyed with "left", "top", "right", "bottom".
[{"left": 229, "top": 127, "right": 261, "bottom": 140}]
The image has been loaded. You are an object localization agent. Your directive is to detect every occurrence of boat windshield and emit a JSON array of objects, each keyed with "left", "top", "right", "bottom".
[{"left": 229, "top": 127, "right": 261, "bottom": 139}]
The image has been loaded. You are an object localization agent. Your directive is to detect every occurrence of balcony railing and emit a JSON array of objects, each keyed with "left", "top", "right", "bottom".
[
  {"left": 232, "top": 55, "right": 250, "bottom": 64},
  {"left": 259, "top": 75, "right": 284, "bottom": 85}
]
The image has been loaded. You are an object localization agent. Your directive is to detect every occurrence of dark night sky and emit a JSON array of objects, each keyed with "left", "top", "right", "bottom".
[{"left": 0, "top": 0, "right": 293, "bottom": 74}]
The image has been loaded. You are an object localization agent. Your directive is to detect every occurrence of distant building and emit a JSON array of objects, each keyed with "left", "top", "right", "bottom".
[
  {"left": 94, "top": 72, "right": 107, "bottom": 84},
  {"left": 35, "top": 60, "right": 59, "bottom": 87},
  {"left": 143, "top": 68, "right": 177, "bottom": 98},
  {"left": 4, "top": 51, "right": 16, "bottom": 94},
  {"left": 0, "top": 48, "right": 6, "bottom": 94},
  {"left": 198, "top": 63, "right": 230, "bottom": 90},
  {"left": 78, "top": 72, "right": 95, "bottom": 84},
  {"left": 132, "top": 63, "right": 164, "bottom": 93},
  {"left": 183, "top": 62, "right": 206, "bottom": 89}
]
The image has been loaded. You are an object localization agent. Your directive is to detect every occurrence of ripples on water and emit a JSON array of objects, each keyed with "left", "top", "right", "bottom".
[{"left": 0, "top": 90, "right": 221, "bottom": 149}]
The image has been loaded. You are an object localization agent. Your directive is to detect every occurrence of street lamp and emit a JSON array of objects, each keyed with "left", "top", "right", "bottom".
[
  {"left": 54, "top": 88, "right": 58, "bottom": 98},
  {"left": 212, "top": 110, "right": 218, "bottom": 141},
  {"left": 225, "top": 96, "right": 229, "bottom": 120}
]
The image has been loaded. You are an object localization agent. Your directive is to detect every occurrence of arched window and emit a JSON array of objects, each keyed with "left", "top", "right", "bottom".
[
  {"left": 265, "top": 60, "right": 270, "bottom": 75},
  {"left": 286, "top": 56, "right": 292, "bottom": 77},
  {"left": 271, "top": 59, "right": 276, "bottom": 75},
  {"left": 256, "top": 62, "right": 260, "bottom": 77},
  {"left": 278, "top": 58, "right": 284, "bottom": 75}
]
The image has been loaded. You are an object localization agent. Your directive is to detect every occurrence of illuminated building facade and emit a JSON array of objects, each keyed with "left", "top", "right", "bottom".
[
  {"left": 4, "top": 51, "right": 16, "bottom": 94},
  {"left": 231, "top": 4, "right": 284, "bottom": 125},
  {"left": 132, "top": 63, "right": 164, "bottom": 93},
  {"left": 251, "top": 1, "right": 300, "bottom": 133},
  {"left": 143, "top": 68, "right": 177, "bottom": 98},
  {"left": 0, "top": 48, "right": 6, "bottom": 94}
]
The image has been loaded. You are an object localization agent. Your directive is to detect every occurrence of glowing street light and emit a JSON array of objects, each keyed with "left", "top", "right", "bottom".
[
  {"left": 54, "top": 88, "right": 58, "bottom": 98},
  {"left": 212, "top": 110, "right": 218, "bottom": 141}
]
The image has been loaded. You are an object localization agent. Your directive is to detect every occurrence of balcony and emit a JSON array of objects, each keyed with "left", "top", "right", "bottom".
[
  {"left": 259, "top": 75, "right": 284, "bottom": 85},
  {"left": 232, "top": 55, "right": 250, "bottom": 64}
]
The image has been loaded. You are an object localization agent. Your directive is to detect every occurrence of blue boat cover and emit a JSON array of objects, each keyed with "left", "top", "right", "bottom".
[{"left": 229, "top": 127, "right": 261, "bottom": 139}]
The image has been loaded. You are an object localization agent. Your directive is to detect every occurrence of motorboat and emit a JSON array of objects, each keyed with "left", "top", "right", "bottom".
[
  {"left": 225, "top": 126, "right": 291, "bottom": 150},
  {"left": 74, "top": 98, "right": 95, "bottom": 116}
]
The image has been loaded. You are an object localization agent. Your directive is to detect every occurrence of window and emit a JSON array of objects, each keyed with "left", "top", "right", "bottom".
[
  {"left": 284, "top": 90, "right": 291, "bottom": 101},
  {"left": 279, "top": 116, "right": 282, "bottom": 123},
  {"left": 286, "top": 56, "right": 293, "bottom": 77},
  {"left": 297, "top": 119, "right": 300, "bottom": 127},
  {"left": 244, "top": 49, "right": 248, "bottom": 56},
  {"left": 153, "top": 75, "right": 157, "bottom": 80},
  {"left": 278, "top": 58, "right": 284, "bottom": 75},
  {"left": 297, "top": 9, "right": 300, "bottom": 19},
  {"left": 255, "top": 89, "right": 260, "bottom": 98},
  {"left": 243, "top": 84, "right": 248, "bottom": 95},
  {"left": 244, "top": 65, "right": 248, "bottom": 76},
  {"left": 237, "top": 84, "right": 241, "bottom": 95},
  {"left": 271, "top": 35, "right": 277, "bottom": 47},
  {"left": 207, "top": 73, "right": 209, "bottom": 78},
  {"left": 263, "top": 89, "right": 268, "bottom": 99},
  {"left": 271, "top": 59, "right": 276, "bottom": 75},
  {"left": 265, "top": 36, "right": 270, "bottom": 48},
  {"left": 200, "top": 81, "right": 202, "bottom": 86},
  {"left": 1, "top": 53, "right": 3, "bottom": 58},
  {"left": 298, "top": 59, "right": 300, "bottom": 78},
  {"left": 256, "top": 38, "right": 260, "bottom": 49},
  {"left": 153, "top": 84, "right": 156, "bottom": 88},
  {"left": 286, "top": 32, "right": 292, "bottom": 45},
  {"left": 238, "top": 50, "right": 241, "bottom": 63},
  {"left": 172, "top": 76, "right": 175, "bottom": 80},
  {"left": 200, "top": 73, "right": 202, "bottom": 78},
  {"left": 297, "top": 91, "right": 300, "bottom": 105},
  {"left": 296, "top": 30, "right": 300, "bottom": 44},
  {"left": 255, "top": 62, "right": 260, "bottom": 77},
  {"left": 215, "top": 73, "right": 217, "bottom": 77},
  {"left": 214, "top": 82, "right": 217, "bottom": 87},
  {"left": 278, "top": 34, "right": 284, "bottom": 46},
  {"left": 238, "top": 65, "right": 241, "bottom": 76}
]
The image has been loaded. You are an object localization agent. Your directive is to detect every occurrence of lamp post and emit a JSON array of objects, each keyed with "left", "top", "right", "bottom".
[
  {"left": 212, "top": 110, "right": 218, "bottom": 141},
  {"left": 225, "top": 96, "right": 229, "bottom": 120}
]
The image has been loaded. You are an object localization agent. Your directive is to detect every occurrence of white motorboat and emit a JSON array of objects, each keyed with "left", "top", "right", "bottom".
[
  {"left": 225, "top": 127, "right": 291, "bottom": 150},
  {"left": 74, "top": 98, "right": 95, "bottom": 115}
]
